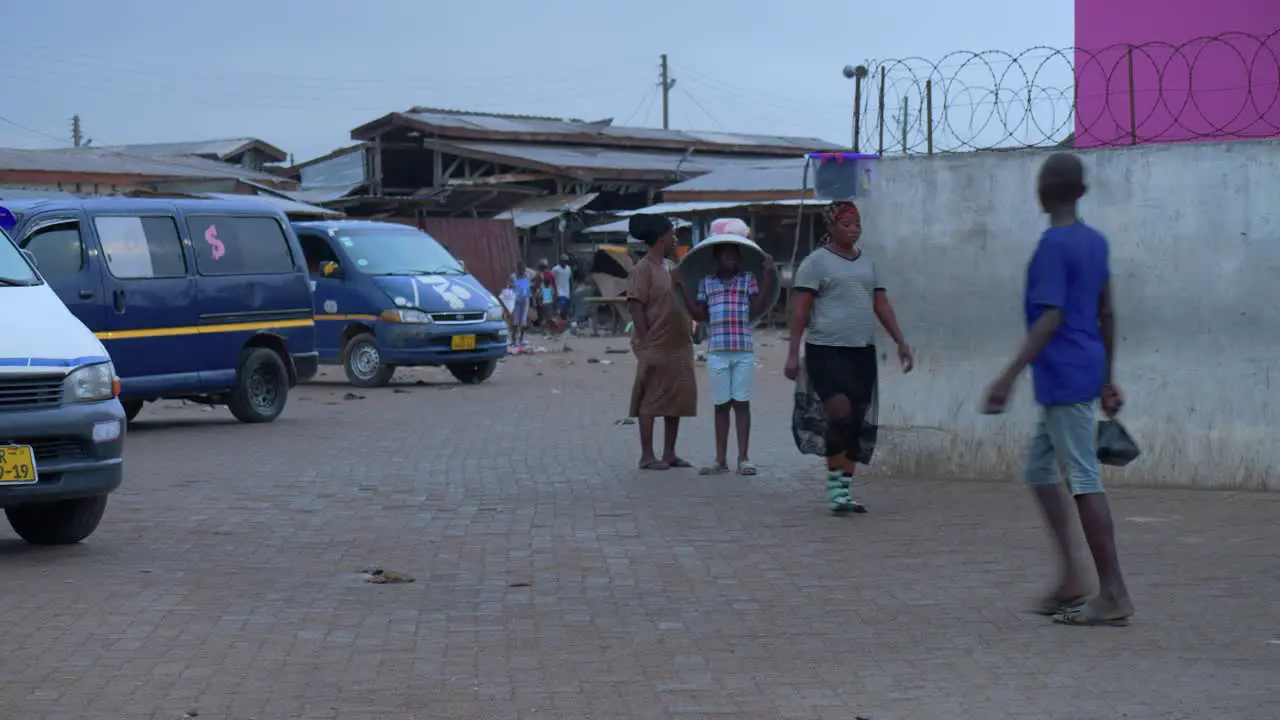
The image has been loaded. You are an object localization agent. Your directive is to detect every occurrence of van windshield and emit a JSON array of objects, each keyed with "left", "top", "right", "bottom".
[
  {"left": 335, "top": 227, "right": 464, "bottom": 276},
  {"left": 0, "top": 228, "right": 40, "bottom": 286}
]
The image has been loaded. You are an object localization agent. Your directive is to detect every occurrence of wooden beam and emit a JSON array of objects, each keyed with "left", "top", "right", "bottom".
[{"left": 444, "top": 172, "right": 555, "bottom": 187}]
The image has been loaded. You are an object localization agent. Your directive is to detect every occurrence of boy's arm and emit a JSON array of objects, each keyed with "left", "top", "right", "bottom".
[
  {"left": 996, "top": 240, "right": 1066, "bottom": 385},
  {"left": 674, "top": 272, "right": 707, "bottom": 322},
  {"left": 995, "top": 309, "right": 1063, "bottom": 386}
]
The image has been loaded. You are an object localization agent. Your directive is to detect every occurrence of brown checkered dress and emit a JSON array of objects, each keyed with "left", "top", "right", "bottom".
[{"left": 627, "top": 258, "right": 697, "bottom": 418}]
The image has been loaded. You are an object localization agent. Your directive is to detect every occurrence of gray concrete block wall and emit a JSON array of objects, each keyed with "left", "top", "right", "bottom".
[{"left": 852, "top": 139, "right": 1279, "bottom": 490}]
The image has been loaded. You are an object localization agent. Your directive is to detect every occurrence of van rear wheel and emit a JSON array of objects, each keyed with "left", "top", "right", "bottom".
[
  {"left": 227, "top": 347, "right": 290, "bottom": 423},
  {"left": 448, "top": 359, "right": 497, "bottom": 385},
  {"left": 6, "top": 496, "right": 108, "bottom": 545},
  {"left": 343, "top": 333, "right": 395, "bottom": 387}
]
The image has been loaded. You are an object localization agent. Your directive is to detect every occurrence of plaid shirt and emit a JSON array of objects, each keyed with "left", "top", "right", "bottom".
[{"left": 697, "top": 272, "right": 759, "bottom": 353}]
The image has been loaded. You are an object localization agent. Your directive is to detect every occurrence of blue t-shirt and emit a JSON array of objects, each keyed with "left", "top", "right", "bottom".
[
  {"left": 1024, "top": 223, "right": 1110, "bottom": 406},
  {"left": 511, "top": 273, "right": 531, "bottom": 299}
]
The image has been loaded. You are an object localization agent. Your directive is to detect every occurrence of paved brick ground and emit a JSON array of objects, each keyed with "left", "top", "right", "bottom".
[{"left": 1, "top": 333, "right": 1276, "bottom": 719}]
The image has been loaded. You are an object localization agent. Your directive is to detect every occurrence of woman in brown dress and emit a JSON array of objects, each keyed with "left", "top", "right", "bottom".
[{"left": 626, "top": 214, "right": 698, "bottom": 470}]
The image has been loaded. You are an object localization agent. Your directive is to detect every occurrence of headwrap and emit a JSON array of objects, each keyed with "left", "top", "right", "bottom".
[
  {"left": 628, "top": 214, "right": 674, "bottom": 246},
  {"left": 820, "top": 201, "right": 860, "bottom": 245},
  {"left": 709, "top": 217, "right": 751, "bottom": 238}
]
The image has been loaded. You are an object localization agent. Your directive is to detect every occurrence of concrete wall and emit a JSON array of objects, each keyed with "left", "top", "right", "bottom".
[
  {"left": 1074, "top": 0, "right": 1280, "bottom": 147},
  {"left": 857, "top": 140, "right": 1279, "bottom": 490}
]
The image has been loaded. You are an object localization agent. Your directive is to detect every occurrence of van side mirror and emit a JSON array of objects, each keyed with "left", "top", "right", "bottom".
[
  {"left": 458, "top": 260, "right": 466, "bottom": 272},
  {"left": 320, "top": 261, "right": 342, "bottom": 278},
  {"left": 20, "top": 248, "right": 36, "bottom": 267}
]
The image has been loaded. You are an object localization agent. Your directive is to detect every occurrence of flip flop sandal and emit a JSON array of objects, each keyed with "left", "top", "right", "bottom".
[
  {"left": 699, "top": 464, "right": 730, "bottom": 475},
  {"left": 666, "top": 457, "right": 694, "bottom": 468},
  {"left": 1030, "top": 594, "right": 1089, "bottom": 616},
  {"left": 737, "top": 461, "right": 759, "bottom": 476},
  {"left": 638, "top": 460, "right": 670, "bottom": 471},
  {"left": 1052, "top": 603, "right": 1132, "bottom": 627}
]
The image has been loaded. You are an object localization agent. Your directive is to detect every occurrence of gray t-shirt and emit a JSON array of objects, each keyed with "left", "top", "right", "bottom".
[{"left": 793, "top": 247, "right": 883, "bottom": 347}]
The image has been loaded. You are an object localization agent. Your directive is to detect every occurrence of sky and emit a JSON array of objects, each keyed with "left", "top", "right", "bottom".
[{"left": 0, "top": 0, "right": 1074, "bottom": 162}]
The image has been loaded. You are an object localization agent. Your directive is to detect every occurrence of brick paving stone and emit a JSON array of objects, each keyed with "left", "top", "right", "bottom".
[{"left": 0, "top": 332, "right": 1275, "bottom": 719}]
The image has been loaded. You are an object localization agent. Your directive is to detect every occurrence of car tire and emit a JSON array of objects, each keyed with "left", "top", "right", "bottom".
[
  {"left": 227, "top": 347, "right": 290, "bottom": 423},
  {"left": 343, "top": 333, "right": 395, "bottom": 387},
  {"left": 121, "top": 399, "right": 143, "bottom": 422},
  {"left": 6, "top": 495, "right": 109, "bottom": 545},
  {"left": 448, "top": 359, "right": 498, "bottom": 385}
]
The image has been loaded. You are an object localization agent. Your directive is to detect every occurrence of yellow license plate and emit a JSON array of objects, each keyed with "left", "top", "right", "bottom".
[
  {"left": 0, "top": 445, "right": 37, "bottom": 485},
  {"left": 451, "top": 335, "right": 476, "bottom": 351}
]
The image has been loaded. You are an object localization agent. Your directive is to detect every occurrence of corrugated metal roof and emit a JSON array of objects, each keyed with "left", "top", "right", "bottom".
[
  {"left": 493, "top": 193, "right": 599, "bottom": 229},
  {"left": 581, "top": 217, "right": 691, "bottom": 234},
  {"left": 287, "top": 183, "right": 366, "bottom": 204},
  {"left": 0, "top": 147, "right": 287, "bottom": 182},
  {"left": 618, "top": 198, "right": 826, "bottom": 216},
  {"left": 445, "top": 141, "right": 788, "bottom": 177},
  {"left": 661, "top": 157, "right": 811, "bottom": 194},
  {"left": 92, "top": 138, "right": 288, "bottom": 163},
  {"left": 298, "top": 147, "right": 365, "bottom": 187},
  {"left": 359, "top": 108, "right": 842, "bottom": 154},
  {"left": 204, "top": 192, "right": 344, "bottom": 218}
]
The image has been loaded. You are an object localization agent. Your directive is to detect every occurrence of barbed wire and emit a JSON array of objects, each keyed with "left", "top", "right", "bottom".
[{"left": 851, "top": 30, "right": 1280, "bottom": 154}]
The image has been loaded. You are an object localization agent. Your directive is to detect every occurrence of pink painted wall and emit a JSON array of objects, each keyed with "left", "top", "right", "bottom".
[{"left": 1074, "top": 0, "right": 1280, "bottom": 147}]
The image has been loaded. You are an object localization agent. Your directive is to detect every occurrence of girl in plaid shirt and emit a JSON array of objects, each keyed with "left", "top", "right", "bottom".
[{"left": 674, "top": 237, "right": 775, "bottom": 476}]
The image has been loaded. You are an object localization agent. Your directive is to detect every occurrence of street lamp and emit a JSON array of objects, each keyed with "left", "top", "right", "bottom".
[{"left": 842, "top": 65, "right": 869, "bottom": 152}]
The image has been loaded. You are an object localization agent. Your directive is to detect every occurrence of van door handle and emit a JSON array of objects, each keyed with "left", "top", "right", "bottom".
[
  {"left": 112, "top": 290, "right": 125, "bottom": 313},
  {"left": 79, "top": 289, "right": 95, "bottom": 299}
]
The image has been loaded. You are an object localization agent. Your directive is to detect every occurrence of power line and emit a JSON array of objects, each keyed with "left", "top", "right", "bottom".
[
  {"left": 677, "top": 88, "right": 724, "bottom": 130},
  {"left": 0, "top": 114, "right": 72, "bottom": 145}
]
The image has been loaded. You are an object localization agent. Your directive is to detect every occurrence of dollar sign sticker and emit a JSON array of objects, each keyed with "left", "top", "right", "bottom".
[{"left": 205, "top": 225, "right": 225, "bottom": 260}]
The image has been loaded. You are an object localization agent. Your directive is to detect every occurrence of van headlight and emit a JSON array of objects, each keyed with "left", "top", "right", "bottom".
[
  {"left": 64, "top": 362, "right": 117, "bottom": 403},
  {"left": 486, "top": 304, "right": 505, "bottom": 322},
  {"left": 379, "top": 308, "right": 432, "bottom": 324}
]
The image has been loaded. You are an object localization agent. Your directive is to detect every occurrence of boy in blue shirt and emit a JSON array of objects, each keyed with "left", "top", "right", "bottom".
[
  {"left": 508, "top": 262, "right": 532, "bottom": 346},
  {"left": 983, "top": 152, "right": 1133, "bottom": 627}
]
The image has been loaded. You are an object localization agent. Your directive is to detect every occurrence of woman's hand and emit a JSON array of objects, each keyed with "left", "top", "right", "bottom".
[{"left": 784, "top": 352, "right": 801, "bottom": 381}]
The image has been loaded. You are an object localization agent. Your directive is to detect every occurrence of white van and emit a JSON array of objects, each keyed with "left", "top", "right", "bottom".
[{"left": 0, "top": 223, "right": 125, "bottom": 545}]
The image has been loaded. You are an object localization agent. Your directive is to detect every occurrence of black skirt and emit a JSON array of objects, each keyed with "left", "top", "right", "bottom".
[
  {"left": 793, "top": 343, "right": 880, "bottom": 464},
  {"left": 804, "top": 344, "right": 877, "bottom": 405}
]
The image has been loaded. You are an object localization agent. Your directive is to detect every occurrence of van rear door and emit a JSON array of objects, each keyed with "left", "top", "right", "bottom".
[{"left": 182, "top": 214, "right": 314, "bottom": 386}]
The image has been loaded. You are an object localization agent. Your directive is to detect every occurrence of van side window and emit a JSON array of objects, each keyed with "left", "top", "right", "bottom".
[
  {"left": 298, "top": 234, "right": 338, "bottom": 275},
  {"left": 94, "top": 216, "right": 187, "bottom": 279},
  {"left": 22, "top": 223, "right": 85, "bottom": 279},
  {"left": 186, "top": 216, "right": 295, "bottom": 276}
]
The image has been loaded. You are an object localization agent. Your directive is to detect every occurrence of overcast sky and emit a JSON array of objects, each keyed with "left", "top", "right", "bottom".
[{"left": 0, "top": 0, "right": 1074, "bottom": 162}]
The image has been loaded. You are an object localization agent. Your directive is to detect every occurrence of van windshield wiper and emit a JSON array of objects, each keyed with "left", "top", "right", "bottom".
[{"left": 0, "top": 276, "right": 37, "bottom": 286}]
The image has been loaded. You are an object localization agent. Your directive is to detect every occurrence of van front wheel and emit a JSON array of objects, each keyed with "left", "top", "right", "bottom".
[
  {"left": 343, "top": 333, "right": 395, "bottom": 387},
  {"left": 6, "top": 496, "right": 108, "bottom": 545},
  {"left": 227, "top": 347, "right": 290, "bottom": 423},
  {"left": 121, "top": 399, "right": 143, "bottom": 422},
  {"left": 448, "top": 359, "right": 498, "bottom": 385}
]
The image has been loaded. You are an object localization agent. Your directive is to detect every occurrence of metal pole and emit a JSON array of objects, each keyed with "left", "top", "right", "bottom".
[
  {"left": 661, "top": 54, "right": 671, "bottom": 130},
  {"left": 926, "top": 79, "right": 934, "bottom": 155},
  {"left": 1126, "top": 45, "right": 1138, "bottom": 145},
  {"left": 877, "top": 66, "right": 886, "bottom": 155},
  {"left": 852, "top": 75, "right": 863, "bottom": 152}
]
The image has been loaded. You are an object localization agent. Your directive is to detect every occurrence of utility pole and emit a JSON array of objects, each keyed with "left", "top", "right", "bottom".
[
  {"left": 71, "top": 114, "right": 82, "bottom": 147},
  {"left": 659, "top": 54, "right": 676, "bottom": 129}
]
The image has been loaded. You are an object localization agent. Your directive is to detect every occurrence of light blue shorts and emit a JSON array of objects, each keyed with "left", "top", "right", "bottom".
[
  {"left": 1022, "top": 401, "right": 1105, "bottom": 496},
  {"left": 707, "top": 351, "right": 755, "bottom": 405}
]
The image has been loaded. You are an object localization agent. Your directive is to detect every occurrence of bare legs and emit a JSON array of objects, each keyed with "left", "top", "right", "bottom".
[
  {"left": 711, "top": 401, "right": 752, "bottom": 468},
  {"left": 638, "top": 415, "right": 682, "bottom": 469}
]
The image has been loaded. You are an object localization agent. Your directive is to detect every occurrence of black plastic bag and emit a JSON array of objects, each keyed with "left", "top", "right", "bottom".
[{"left": 1097, "top": 419, "right": 1141, "bottom": 467}]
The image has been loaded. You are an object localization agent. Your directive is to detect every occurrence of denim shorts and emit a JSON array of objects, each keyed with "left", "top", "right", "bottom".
[
  {"left": 1023, "top": 401, "right": 1105, "bottom": 496},
  {"left": 706, "top": 351, "right": 755, "bottom": 405}
]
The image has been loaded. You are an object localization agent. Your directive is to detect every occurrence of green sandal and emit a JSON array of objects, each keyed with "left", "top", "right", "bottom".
[{"left": 827, "top": 474, "right": 855, "bottom": 513}]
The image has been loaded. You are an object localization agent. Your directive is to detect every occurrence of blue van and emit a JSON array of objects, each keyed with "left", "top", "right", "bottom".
[
  {"left": 1, "top": 197, "right": 318, "bottom": 424},
  {"left": 291, "top": 220, "right": 507, "bottom": 386}
]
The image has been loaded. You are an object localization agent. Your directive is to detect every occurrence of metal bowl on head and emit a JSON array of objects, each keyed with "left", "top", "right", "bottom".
[{"left": 674, "top": 233, "right": 780, "bottom": 324}]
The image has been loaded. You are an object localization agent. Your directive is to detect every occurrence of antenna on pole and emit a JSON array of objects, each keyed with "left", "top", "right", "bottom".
[
  {"left": 71, "top": 114, "right": 82, "bottom": 147},
  {"left": 659, "top": 54, "right": 677, "bottom": 129}
]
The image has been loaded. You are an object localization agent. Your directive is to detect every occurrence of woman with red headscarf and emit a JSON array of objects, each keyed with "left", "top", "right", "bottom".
[{"left": 784, "top": 200, "right": 914, "bottom": 513}]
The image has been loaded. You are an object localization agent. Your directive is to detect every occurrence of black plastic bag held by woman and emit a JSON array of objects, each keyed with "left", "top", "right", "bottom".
[{"left": 1096, "top": 419, "right": 1141, "bottom": 467}]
